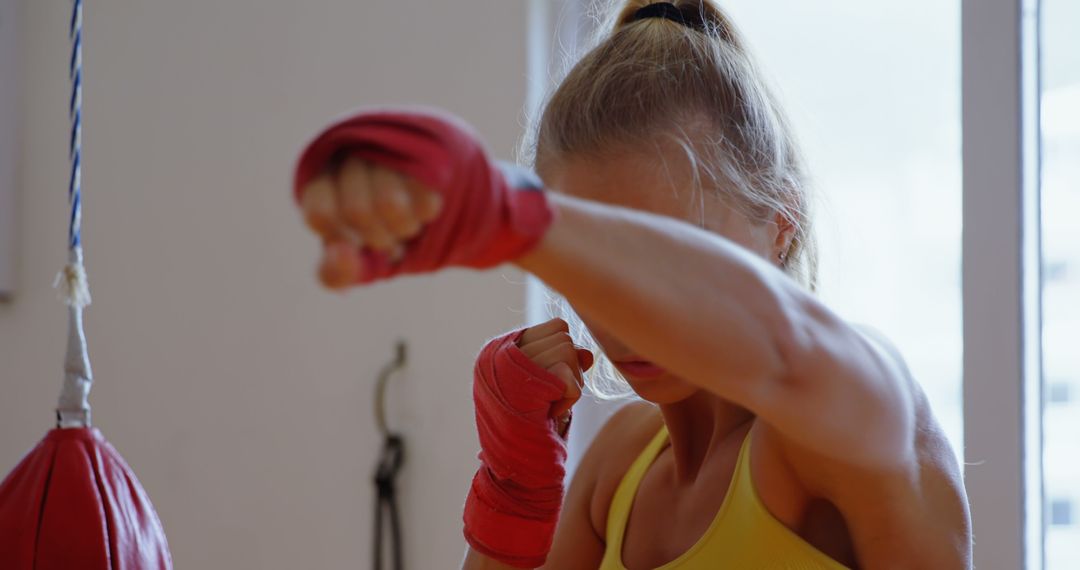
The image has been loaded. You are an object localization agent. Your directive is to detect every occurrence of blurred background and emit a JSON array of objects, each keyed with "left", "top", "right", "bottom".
[
  {"left": 0, "top": 0, "right": 1076, "bottom": 568},
  {"left": 0, "top": 1, "right": 538, "bottom": 567}
]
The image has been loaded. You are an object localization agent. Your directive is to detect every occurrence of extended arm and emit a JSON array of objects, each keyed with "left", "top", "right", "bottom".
[{"left": 516, "top": 193, "right": 915, "bottom": 468}]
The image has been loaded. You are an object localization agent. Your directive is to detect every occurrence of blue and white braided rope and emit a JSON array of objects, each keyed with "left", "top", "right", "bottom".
[{"left": 68, "top": 0, "right": 83, "bottom": 250}]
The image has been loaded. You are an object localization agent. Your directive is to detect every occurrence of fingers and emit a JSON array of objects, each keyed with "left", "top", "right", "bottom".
[
  {"left": 518, "top": 318, "right": 570, "bottom": 346},
  {"left": 336, "top": 156, "right": 443, "bottom": 250},
  {"left": 507, "top": 319, "right": 591, "bottom": 425},
  {"left": 519, "top": 318, "right": 594, "bottom": 369},
  {"left": 301, "top": 176, "right": 347, "bottom": 241},
  {"left": 370, "top": 167, "right": 422, "bottom": 240},
  {"left": 547, "top": 361, "right": 581, "bottom": 419},
  {"left": 338, "top": 157, "right": 396, "bottom": 251},
  {"left": 318, "top": 240, "right": 359, "bottom": 289},
  {"left": 518, "top": 330, "right": 574, "bottom": 360},
  {"left": 306, "top": 156, "right": 443, "bottom": 256},
  {"left": 403, "top": 176, "right": 443, "bottom": 224},
  {"left": 533, "top": 342, "right": 586, "bottom": 389},
  {"left": 300, "top": 156, "right": 446, "bottom": 289},
  {"left": 518, "top": 318, "right": 594, "bottom": 393}
]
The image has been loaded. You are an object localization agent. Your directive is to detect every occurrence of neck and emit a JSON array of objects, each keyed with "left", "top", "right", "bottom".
[{"left": 658, "top": 390, "right": 754, "bottom": 485}]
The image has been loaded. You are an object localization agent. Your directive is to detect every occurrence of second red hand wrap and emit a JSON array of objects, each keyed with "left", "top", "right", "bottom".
[{"left": 464, "top": 328, "right": 588, "bottom": 568}]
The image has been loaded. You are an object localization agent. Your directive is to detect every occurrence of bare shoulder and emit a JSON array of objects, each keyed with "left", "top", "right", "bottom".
[
  {"left": 570, "top": 400, "right": 663, "bottom": 540},
  {"left": 774, "top": 324, "right": 973, "bottom": 568},
  {"left": 543, "top": 401, "right": 661, "bottom": 569},
  {"left": 848, "top": 325, "right": 967, "bottom": 486}
]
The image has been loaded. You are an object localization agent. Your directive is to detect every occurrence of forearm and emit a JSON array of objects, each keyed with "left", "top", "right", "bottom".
[{"left": 516, "top": 192, "right": 807, "bottom": 408}]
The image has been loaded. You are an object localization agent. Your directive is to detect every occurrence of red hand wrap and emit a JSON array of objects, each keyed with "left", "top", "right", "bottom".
[
  {"left": 463, "top": 328, "right": 572, "bottom": 568},
  {"left": 293, "top": 107, "right": 555, "bottom": 284}
]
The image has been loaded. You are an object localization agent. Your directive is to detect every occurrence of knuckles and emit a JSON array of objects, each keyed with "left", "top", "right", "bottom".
[
  {"left": 371, "top": 187, "right": 415, "bottom": 229},
  {"left": 302, "top": 161, "right": 437, "bottom": 249},
  {"left": 340, "top": 198, "right": 376, "bottom": 229}
]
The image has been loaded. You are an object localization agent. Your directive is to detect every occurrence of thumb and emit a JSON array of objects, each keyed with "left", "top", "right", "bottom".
[
  {"left": 546, "top": 361, "right": 581, "bottom": 420},
  {"left": 547, "top": 361, "right": 578, "bottom": 397},
  {"left": 319, "top": 241, "right": 360, "bottom": 290},
  {"left": 576, "top": 348, "right": 595, "bottom": 372}
]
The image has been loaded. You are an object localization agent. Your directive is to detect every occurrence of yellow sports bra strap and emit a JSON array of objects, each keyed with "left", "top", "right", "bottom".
[{"left": 605, "top": 425, "right": 671, "bottom": 549}]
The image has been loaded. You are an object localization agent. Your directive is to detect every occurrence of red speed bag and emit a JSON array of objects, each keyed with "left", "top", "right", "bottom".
[{"left": 0, "top": 427, "right": 172, "bottom": 569}]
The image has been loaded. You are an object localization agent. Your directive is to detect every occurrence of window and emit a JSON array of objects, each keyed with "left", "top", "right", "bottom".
[
  {"left": 720, "top": 1, "right": 963, "bottom": 455},
  {"left": 1050, "top": 499, "right": 1074, "bottom": 528},
  {"left": 1047, "top": 382, "right": 1071, "bottom": 405},
  {"left": 1041, "top": 0, "right": 1080, "bottom": 566}
]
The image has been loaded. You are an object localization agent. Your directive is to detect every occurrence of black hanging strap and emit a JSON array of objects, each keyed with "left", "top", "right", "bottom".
[{"left": 373, "top": 433, "right": 405, "bottom": 570}]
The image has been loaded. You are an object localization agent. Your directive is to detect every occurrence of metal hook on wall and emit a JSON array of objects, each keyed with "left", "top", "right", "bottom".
[{"left": 374, "top": 340, "right": 407, "bottom": 437}]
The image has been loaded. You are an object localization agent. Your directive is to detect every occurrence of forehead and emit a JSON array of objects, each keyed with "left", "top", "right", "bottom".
[{"left": 546, "top": 149, "right": 701, "bottom": 219}]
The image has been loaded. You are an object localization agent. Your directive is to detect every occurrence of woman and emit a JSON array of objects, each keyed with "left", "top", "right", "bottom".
[{"left": 293, "top": 1, "right": 972, "bottom": 568}]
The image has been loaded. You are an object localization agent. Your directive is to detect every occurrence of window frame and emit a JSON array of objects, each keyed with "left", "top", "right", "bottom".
[{"left": 962, "top": 0, "right": 1044, "bottom": 567}]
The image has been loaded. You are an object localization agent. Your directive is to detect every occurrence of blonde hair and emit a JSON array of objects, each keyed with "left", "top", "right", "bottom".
[{"left": 524, "top": 0, "right": 818, "bottom": 398}]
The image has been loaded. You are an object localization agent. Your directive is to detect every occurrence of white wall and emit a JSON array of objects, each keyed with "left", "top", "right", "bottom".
[
  {"left": 0, "top": 0, "right": 21, "bottom": 299},
  {"left": 0, "top": 0, "right": 533, "bottom": 567}
]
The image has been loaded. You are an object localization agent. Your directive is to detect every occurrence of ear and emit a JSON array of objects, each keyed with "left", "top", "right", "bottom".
[{"left": 771, "top": 210, "right": 797, "bottom": 265}]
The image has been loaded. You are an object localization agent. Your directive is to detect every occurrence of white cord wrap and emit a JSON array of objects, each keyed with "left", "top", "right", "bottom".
[{"left": 55, "top": 246, "right": 92, "bottom": 428}]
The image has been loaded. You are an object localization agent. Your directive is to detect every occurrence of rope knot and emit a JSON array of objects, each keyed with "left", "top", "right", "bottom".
[{"left": 54, "top": 257, "right": 91, "bottom": 308}]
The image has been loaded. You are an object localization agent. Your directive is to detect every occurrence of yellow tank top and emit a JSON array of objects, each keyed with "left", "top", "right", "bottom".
[{"left": 599, "top": 425, "right": 850, "bottom": 569}]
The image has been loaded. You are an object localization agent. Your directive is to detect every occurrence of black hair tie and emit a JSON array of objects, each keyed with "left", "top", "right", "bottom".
[{"left": 628, "top": 2, "right": 702, "bottom": 30}]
